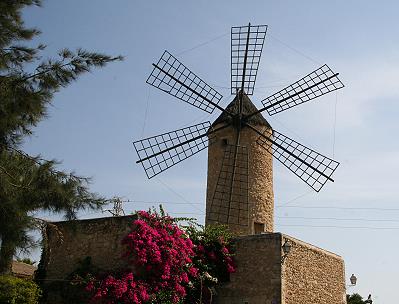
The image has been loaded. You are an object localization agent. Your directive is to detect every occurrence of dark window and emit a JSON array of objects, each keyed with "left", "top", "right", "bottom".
[{"left": 254, "top": 222, "right": 265, "bottom": 234}]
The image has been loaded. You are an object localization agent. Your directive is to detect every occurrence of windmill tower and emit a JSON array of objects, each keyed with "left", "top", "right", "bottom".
[
  {"left": 133, "top": 23, "right": 343, "bottom": 236},
  {"left": 206, "top": 94, "right": 274, "bottom": 235}
]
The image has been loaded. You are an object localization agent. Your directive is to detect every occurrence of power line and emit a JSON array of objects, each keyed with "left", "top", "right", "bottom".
[
  {"left": 269, "top": 34, "right": 322, "bottom": 65},
  {"left": 176, "top": 32, "right": 229, "bottom": 56},
  {"left": 332, "top": 91, "right": 338, "bottom": 158},
  {"left": 278, "top": 224, "right": 399, "bottom": 230},
  {"left": 276, "top": 205, "right": 399, "bottom": 211},
  {"left": 155, "top": 177, "right": 205, "bottom": 214},
  {"left": 141, "top": 87, "right": 150, "bottom": 137},
  {"left": 122, "top": 200, "right": 202, "bottom": 205},
  {"left": 86, "top": 199, "right": 399, "bottom": 212},
  {"left": 277, "top": 190, "right": 313, "bottom": 207},
  {"left": 277, "top": 216, "right": 399, "bottom": 223}
]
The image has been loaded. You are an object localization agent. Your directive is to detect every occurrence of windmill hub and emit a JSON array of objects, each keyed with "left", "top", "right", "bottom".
[{"left": 133, "top": 23, "right": 343, "bottom": 236}]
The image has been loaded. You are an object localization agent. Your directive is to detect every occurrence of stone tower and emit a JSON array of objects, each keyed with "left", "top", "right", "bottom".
[{"left": 205, "top": 93, "right": 274, "bottom": 236}]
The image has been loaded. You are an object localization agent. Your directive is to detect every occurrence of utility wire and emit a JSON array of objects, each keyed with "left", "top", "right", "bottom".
[
  {"left": 82, "top": 199, "right": 399, "bottom": 212},
  {"left": 176, "top": 32, "right": 229, "bottom": 56},
  {"left": 278, "top": 190, "right": 313, "bottom": 207},
  {"left": 123, "top": 200, "right": 202, "bottom": 205},
  {"left": 141, "top": 87, "right": 150, "bottom": 137},
  {"left": 155, "top": 177, "right": 205, "bottom": 214},
  {"left": 277, "top": 216, "right": 399, "bottom": 223},
  {"left": 278, "top": 224, "right": 399, "bottom": 230},
  {"left": 269, "top": 34, "right": 322, "bottom": 66},
  {"left": 276, "top": 205, "right": 399, "bottom": 211},
  {"left": 332, "top": 91, "right": 338, "bottom": 158}
]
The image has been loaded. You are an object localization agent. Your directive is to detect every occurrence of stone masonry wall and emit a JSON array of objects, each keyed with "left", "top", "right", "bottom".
[
  {"left": 216, "top": 233, "right": 345, "bottom": 304},
  {"left": 40, "top": 217, "right": 345, "bottom": 304},
  {"left": 216, "top": 233, "right": 282, "bottom": 304},
  {"left": 282, "top": 235, "right": 346, "bottom": 304},
  {"left": 206, "top": 125, "right": 274, "bottom": 236},
  {"left": 44, "top": 215, "right": 135, "bottom": 281}
]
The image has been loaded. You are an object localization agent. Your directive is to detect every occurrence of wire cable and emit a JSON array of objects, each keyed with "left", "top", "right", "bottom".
[
  {"left": 155, "top": 177, "right": 205, "bottom": 214},
  {"left": 276, "top": 205, "right": 399, "bottom": 211},
  {"left": 332, "top": 91, "right": 338, "bottom": 158},
  {"left": 141, "top": 87, "right": 150, "bottom": 137},
  {"left": 277, "top": 190, "right": 313, "bottom": 207},
  {"left": 277, "top": 216, "right": 399, "bottom": 223},
  {"left": 176, "top": 32, "right": 229, "bottom": 56},
  {"left": 278, "top": 224, "right": 399, "bottom": 230},
  {"left": 269, "top": 34, "right": 322, "bottom": 66}
]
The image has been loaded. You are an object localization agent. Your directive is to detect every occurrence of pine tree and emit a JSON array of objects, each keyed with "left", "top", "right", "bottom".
[{"left": 0, "top": 0, "right": 122, "bottom": 274}]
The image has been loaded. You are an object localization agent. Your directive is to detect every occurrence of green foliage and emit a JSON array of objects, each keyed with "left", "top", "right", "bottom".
[
  {"left": 16, "top": 257, "right": 36, "bottom": 265},
  {"left": 0, "top": 0, "right": 122, "bottom": 147},
  {"left": 43, "top": 257, "right": 97, "bottom": 304},
  {"left": 79, "top": 208, "right": 236, "bottom": 304},
  {"left": 0, "top": 275, "right": 41, "bottom": 304},
  {"left": 185, "top": 223, "right": 235, "bottom": 286},
  {"left": 0, "top": 0, "right": 122, "bottom": 273},
  {"left": 346, "top": 293, "right": 366, "bottom": 304}
]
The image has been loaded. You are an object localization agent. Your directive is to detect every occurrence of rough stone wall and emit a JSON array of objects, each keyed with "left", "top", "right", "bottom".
[
  {"left": 281, "top": 235, "right": 346, "bottom": 304},
  {"left": 216, "top": 233, "right": 282, "bottom": 304},
  {"left": 40, "top": 216, "right": 346, "bottom": 304},
  {"left": 216, "top": 233, "right": 345, "bottom": 304},
  {"left": 205, "top": 125, "right": 274, "bottom": 236},
  {"left": 44, "top": 215, "right": 135, "bottom": 280}
]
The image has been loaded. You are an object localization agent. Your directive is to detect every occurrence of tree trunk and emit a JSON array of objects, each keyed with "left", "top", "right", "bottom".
[{"left": 0, "top": 235, "right": 15, "bottom": 274}]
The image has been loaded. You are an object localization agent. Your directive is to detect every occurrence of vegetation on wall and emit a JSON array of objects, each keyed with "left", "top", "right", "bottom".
[
  {"left": 0, "top": 275, "right": 41, "bottom": 304},
  {"left": 346, "top": 293, "right": 372, "bottom": 304},
  {"left": 78, "top": 208, "right": 236, "bottom": 304}
]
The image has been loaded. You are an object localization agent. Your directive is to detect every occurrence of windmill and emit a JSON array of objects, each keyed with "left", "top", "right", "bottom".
[{"left": 133, "top": 23, "right": 343, "bottom": 235}]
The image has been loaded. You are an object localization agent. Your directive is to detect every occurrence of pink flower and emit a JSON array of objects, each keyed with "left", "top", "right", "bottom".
[
  {"left": 181, "top": 272, "right": 189, "bottom": 283},
  {"left": 221, "top": 247, "right": 229, "bottom": 255},
  {"left": 227, "top": 263, "right": 236, "bottom": 273},
  {"left": 87, "top": 208, "right": 235, "bottom": 304},
  {"left": 188, "top": 267, "right": 198, "bottom": 278}
]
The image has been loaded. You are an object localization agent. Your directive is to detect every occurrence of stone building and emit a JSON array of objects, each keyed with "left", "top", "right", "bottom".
[
  {"left": 11, "top": 260, "right": 37, "bottom": 279},
  {"left": 39, "top": 94, "right": 346, "bottom": 303},
  {"left": 41, "top": 216, "right": 346, "bottom": 304}
]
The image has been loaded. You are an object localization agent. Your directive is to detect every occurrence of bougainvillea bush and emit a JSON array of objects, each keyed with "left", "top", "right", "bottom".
[{"left": 85, "top": 208, "right": 236, "bottom": 304}]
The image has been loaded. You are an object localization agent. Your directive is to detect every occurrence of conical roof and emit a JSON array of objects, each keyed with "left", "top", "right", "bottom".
[{"left": 212, "top": 93, "right": 272, "bottom": 129}]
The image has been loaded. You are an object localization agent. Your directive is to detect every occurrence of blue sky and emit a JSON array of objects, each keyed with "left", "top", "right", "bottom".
[{"left": 22, "top": 1, "right": 399, "bottom": 302}]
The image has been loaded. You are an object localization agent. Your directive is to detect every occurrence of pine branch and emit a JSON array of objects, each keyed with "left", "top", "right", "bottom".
[
  {"left": 7, "top": 147, "right": 87, "bottom": 181},
  {"left": 22, "top": 50, "right": 123, "bottom": 83}
]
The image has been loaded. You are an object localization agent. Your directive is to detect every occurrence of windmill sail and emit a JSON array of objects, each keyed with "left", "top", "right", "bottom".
[
  {"left": 207, "top": 144, "right": 249, "bottom": 226},
  {"left": 260, "top": 64, "right": 344, "bottom": 116},
  {"left": 252, "top": 127, "right": 339, "bottom": 192},
  {"left": 133, "top": 121, "right": 217, "bottom": 178},
  {"left": 146, "top": 51, "right": 224, "bottom": 114},
  {"left": 231, "top": 24, "right": 268, "bottom": 95}
]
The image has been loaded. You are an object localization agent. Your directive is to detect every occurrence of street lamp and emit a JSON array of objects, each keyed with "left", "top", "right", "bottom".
[{"left": 349, "top": 274, "right": 357, "bottom": 286}]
